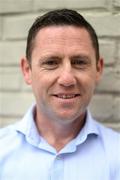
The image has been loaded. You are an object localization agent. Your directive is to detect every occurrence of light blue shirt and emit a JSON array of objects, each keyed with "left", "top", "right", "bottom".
[{"left": 0, "top": 104, "right": 120, "bottom": 180}]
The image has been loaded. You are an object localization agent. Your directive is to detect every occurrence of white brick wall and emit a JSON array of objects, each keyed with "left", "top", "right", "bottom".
[
  {"left": 90, "top": 94, "right": 114, "bottom": 121},
  {"left": 0, "top": 0, "right": 120, "bottom": 131},
  {"left": 3, "top": 15, "right": 36, "bottom": 39},
  {"left": 0, "top": 17, "right": 2, "bottom": 39},
  {"left": 0, "top": 92, "right": 34, "bottom": 116},
  {"left": 33, "top": 0, "right": 107, "bottom": 10},
  {"left": 0, "top": 67, "right": 21, "bottom": 90},
  {"left": 114, "top": 98, "right": 120, "bottom": 121},
  {"left": 97, "top": 67, "right": 120, "bottom": 92},
  {"left": 99, "top": 40, "right": 116, "bottom": 65},
  {"left": 0, "top": 0, "right": 33, "bottom": 13},
  {"left": 114, "top": 0, "right": 120, "bottom": 7},
  {"left": 118, "top": 42, "right": 120, "bottom": 59},
  {"left": 0, "top": 41, "right": 26, "bottom": 65},
  {"left": 86, "top": 14, "right": 120, "bottom": 37}
]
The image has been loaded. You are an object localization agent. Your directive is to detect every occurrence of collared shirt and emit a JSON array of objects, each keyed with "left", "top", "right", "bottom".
[{"left": 0, "top": 104, "right": 120, "bottom": 180}]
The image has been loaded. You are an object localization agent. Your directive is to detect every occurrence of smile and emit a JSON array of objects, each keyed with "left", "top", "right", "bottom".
[{"left": 53, "top": 94, "right": 80, "bottom": 99}]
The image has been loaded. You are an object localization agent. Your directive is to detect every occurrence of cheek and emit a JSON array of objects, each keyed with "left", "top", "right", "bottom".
[
  {"left": 81, "top": 74, "right": 97, "bottom": 94},
  {"left": 31, "top": 73, "right": 51, "bottom": 96}
]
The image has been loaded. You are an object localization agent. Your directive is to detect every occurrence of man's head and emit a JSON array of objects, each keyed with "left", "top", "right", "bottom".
[
  {"left": 21, "top": 9, "right": 103, "bottom": 124},
  {"left": 26, "top": 9, "right": 99, "bottom": 64}
]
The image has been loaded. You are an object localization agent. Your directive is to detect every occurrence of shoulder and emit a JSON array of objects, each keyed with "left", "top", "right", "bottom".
[
  {"left": 95, "top": 121, "right": 120, "bottom": 143},
  {"left": 0, "top": 124, "right": 18, "bottom": 141},
  {"left": 92, "top": 119, "right": 120, "bottom": 155},
  {"left": 94, "top": 121, "right": 120, "bottom": 175},
  {"left": 0, "top": 123, "right": 23, "bottom": 156},
  {"left": 95, "top": 121, "right": 120, "bottom": 165},
  {"left": 89, "top": 118, "right": 120, "bottom": 153},
  {"left": 87, "top": 111, "right": 120, "bottom": 144}
]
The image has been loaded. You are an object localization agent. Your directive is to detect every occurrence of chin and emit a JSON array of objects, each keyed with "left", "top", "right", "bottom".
[{"left": 53, "top": 111, "right": 83, "bottom": 124}]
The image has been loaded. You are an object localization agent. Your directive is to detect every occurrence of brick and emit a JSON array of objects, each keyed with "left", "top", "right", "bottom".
[
  {"left": 113, "top": 98, "right": 120, "bottom": 121},
  {"left": 4, "top": 13, "right": 120, "bottom": 40},
  {"left": 0, "top": 67, "right": 22, "bottom": 90},
  {"left": 33, "top": 0, "right": 106, "bottom": 10},
  {"left": 0, "top": 92, "right": 34, "bottom": 116},
  {"left": 86, "top": 14, "right": 120, "bottom": 37},
  {"left": 113, "top": 0, "right": 120, "bottom": 7},
  {"left": 21, "top": 80, "right": 33, "bottom": 92},
  {"left": 116, "top": 62, "right": 120, "bottom": 75},
  {"left": 118, "top": 43, "right": 120, "bottom": 59},
  {"left": 3, "top": 14, "right": 38, "bottom": 39},
  {"left": 0, "top": 17, "right": 2, "bottom": 39},
  {"left": 90, "top": 94, "right": 114, "bottom": 121},
  {"left": 103, "top": 122, "right": 120, "bottom": 132},
  {"left": 97, "top": 67, "right": 120, "bottom": 92},
  {"left": 0, "top": 41, "right": 26, "bottom": 65},
  {"left": 0, "top": 0, "right": 32, "bottom": 13},
  {"left": 0, "top": 116, "right": 19, "bottom": 128},
  {"left": 99, "top": 40, "right": 116, "bottom": 65}
]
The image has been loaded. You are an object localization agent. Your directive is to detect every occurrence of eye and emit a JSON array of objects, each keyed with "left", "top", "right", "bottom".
[
  {"left": 71, "top": 58, "right": 88, "bottom": 69},
  {"left": 41, "top": 58, "right": 59, "bottom": 70},
  {"left": 72, "top": 59, "right": 85, "bottom": 65},
  {"left": 45, "top": 60, "right": 58, "bottom": 65}
]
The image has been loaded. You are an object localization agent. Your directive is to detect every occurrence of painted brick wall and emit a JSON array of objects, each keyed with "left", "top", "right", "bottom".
[{"left": 0, "top": 0, "right": 120, "bottom": 131}]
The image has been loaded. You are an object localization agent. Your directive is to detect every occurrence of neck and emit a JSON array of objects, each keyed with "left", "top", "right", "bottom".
[{"left": 35, "top": 109, "right": 86, "bottom": 152}]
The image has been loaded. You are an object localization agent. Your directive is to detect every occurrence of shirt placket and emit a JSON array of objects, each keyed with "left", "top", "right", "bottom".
[{"left": 49, "top": 154, "right": 64, "bottom": 180}]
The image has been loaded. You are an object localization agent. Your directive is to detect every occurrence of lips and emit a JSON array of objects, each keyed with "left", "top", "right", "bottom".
[{"left": 53, "top": 94, "right": 80, "bottom": 99}]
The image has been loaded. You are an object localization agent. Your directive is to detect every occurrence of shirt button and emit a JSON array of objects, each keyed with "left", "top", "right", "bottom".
[{"left": 56, "top": 155, "right": 62, "bottom": 160}]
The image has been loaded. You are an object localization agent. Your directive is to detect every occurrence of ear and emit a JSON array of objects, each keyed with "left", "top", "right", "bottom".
[
  {"left": 96, "top": 57, "right": 104, "bottom": 85},
  {"left": 20, "top": 57, "right": 32, "bottom": 85}
]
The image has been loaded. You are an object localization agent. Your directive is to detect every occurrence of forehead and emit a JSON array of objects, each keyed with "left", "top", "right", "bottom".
[
  {"left": 32, "top": 25, "right": 95, "bottom": 57},
  {"left": 35, "top": 25, "right": 92, "bottom": 43}
]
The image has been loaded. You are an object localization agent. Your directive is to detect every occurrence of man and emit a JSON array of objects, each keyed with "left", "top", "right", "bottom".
[{"left": 0, "top": 9, "right": 120, "bottom": 180}]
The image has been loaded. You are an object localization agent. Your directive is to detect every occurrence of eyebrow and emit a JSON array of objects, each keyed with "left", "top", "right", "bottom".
[
  {"left": 38, "top": 53, "right": 91, "bottom": 62},
  {"left": 71, "top": 54, "right": 89, "bottom": 59},
  {"left": 40, "top": 56, "right": 62, "bottom": 63},
  {"left": 70, "top": 55, "right": 91, "bottom": 61}
]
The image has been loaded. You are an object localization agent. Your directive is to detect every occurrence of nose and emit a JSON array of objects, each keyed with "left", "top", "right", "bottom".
[{"left": 58, "top": 64, "right": 76, "bottom": 87}]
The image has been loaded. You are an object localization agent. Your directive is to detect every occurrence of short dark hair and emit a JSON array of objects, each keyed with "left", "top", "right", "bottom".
[{"left": 26, "top": 9, "right": 99, "bottom": 63}]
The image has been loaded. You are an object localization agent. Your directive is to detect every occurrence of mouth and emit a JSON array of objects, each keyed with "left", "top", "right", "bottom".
[{"left": 53, "top": 94, "right": 80, "bottom": 99}]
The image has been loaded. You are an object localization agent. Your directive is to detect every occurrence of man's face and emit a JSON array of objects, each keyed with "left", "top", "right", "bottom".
[{"left": 21, "top": 26, "right": 103, "bottom": 124}]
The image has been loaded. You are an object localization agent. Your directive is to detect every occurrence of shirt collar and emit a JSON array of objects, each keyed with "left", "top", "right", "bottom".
[
  {"left": 75, "top": 110, "right": 100, "bottom": 146},
  {"left": 15, "top": 104, "right": 41, "bottom": 146},
  {"left": 14, "top": 104, "right": 100, "bottom": 149}
]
